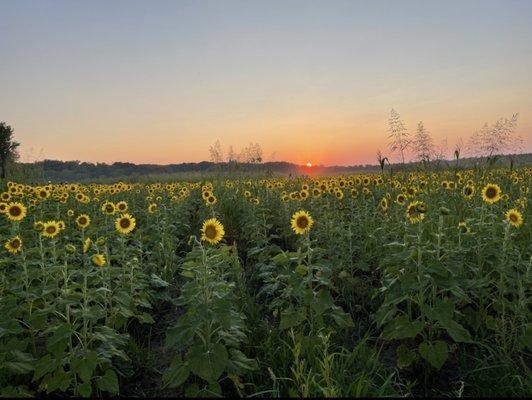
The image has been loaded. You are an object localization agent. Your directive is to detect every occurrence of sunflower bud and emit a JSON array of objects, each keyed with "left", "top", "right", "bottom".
[
  {"left": 439, "top": 206, "right": 450, "bottom": 215},
  {"left": 295, "top": 264, "right": 308, "bottom": 276},
  {"left": 96, "top": 236, "right": 107, "bottom": 246},
  {"left": 65, "top": 244, "right": 76, "bottom": 254}
]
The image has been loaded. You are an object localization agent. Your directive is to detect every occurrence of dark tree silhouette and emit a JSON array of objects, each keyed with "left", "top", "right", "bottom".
[{"left": 0, "top": 122, "right": 20, "bottom": 179}]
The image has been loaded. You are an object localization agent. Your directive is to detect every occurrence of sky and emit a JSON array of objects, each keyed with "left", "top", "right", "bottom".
[{"left": 1, "top": 0, "right": 532, "bottom": 166}]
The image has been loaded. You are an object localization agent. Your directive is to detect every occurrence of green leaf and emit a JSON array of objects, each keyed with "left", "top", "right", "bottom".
[
  {"left": 441, "top": 319, "right": 473, "bottom": 343},
  {"left": 396, "top": 344, "right": 417, "bottom": 369},
  {"left": 279, "top": 307, "right": 306, "bottom": 330},
  {"left": 188, "top": 343, "right": 228, "bottom": 383},
  {"left": 418, "top": 340, "right": 448, "bottom": 370},
  {"left": 382, "top": 315, "right": 423, "bottom": 340},
  {"left": 46, "top": 324, "right": 72, "bottom": 357},
  {"left": 227, "top": 348, "right": 258, "bottom": 373},
  {"left": 33, "top": 354, "right": 56, "bottom": 382},
  {"left": 77, "top": 381, "right": 92, "bottom": 397},
  {"left": 162, "top": 356, "right": 190, "bottom": 389},
  {"left": 312, "top": 289, "right": 334, "bottom": 315},
  {"left": 96, "top": 369, "right": 119, "bottom": 395},
  {"left": 72, "top": 351, "right": 98, "bottom": 383}
]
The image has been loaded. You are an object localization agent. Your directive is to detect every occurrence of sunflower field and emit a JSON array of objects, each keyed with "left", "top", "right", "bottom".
[{"left": 0, "top": 167, "right": 530, "bottom": 397}]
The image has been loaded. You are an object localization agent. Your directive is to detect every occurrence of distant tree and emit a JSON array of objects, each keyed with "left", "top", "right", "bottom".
[
  {"left": 412, "top": 121, "right": 435, "bottom": 164},
  {"left": 467, "top": 113, "right": 519, "bottom": 157},
  {"left": 0, "top": 122, "right": 20, "bottom": 179},
  {"left": 239, "top": 142, "right": 263, "bottom": 163},
  {"left": 376, "top": 149, "right": 388, "bottom": 174},
  {"left": 209, "top": 140, "right": 224, "bottom": 163},
  {"left": 387, "top": 109, "right": 410, "bottom": 164},
  {"left": 226, "top": 145, "right": 237, "bottom": 162}
]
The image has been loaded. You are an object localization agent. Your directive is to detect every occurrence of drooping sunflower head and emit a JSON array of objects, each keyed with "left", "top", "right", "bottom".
[
  {"left": 115, "top": 213, "right": 136, "bottom": 235},
  {"left": 34, "top": 221, "right": 44, "bottom": 232},
  {"left": 5, "top": 235, "right": 22, "bottom": 254},
  {"left": 6, "top": 202, "right": 27, "bottom": 222},
  {"left": 481, "top": 183, "right": 502, "bottom": 204},
  {"left": 379, "top": 197, "right": 389, "bottom": 212},
  {"left": 201, "top": 218, "right": 225, "bottom": 244},
  {"left": 290, "top": 210, "right": 314, "bottom": 235},
  {"left": 76, "top": 214, "right": 91, "bottom": 229},
  {"left": 458, "top": 221, "right": 471, "bottom": 234},
  {"left": 505, "top": 208, "right": 523, "bottom": 228},
  {"left": 91, "top": 253, "right": 106, "bottom": 267},
  {"left": 83, "top": 237, "right": 92, "bottom": 253},
  {"left": 406, "top": 201, "right": 426, "bottom": 224}
]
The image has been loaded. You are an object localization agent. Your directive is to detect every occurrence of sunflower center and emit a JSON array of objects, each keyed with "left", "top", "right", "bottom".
[
  {"left": 46, "top": 226, "right": 56, "bottom": 234},
  {"left": 120, "top": 218, "right": 131, "bottom": 229},
  {"left": 486, "top": 187, "right": 497, "bottom": 198},
  {"left": 296, "top": 216, "right": 309, "bottom": 229},
  {"left": 79, "top": 217, "right": 87, "bottom": 225},
  {"left": 10, "top": 206, "right": 21, "bottom": 216},
  {"left": 205, "top": 225, "right": 217, "bottom": 239},
  {"left": 509, "top": 214, "right": 518, "bottom": 222},
  {"left": 12, "top": 239, "right": 21, "bottom": 248}
]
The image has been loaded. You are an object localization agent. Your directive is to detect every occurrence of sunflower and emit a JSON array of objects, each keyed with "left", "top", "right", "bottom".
[
  {"left": 67, "top": 209, "right": 75, "bottom": 217},
  {"left": 458, "top": 222, "right": 471, "bottom": 234},
  {"left": 5, "top": 202, "right": 27, "bottom": 222},
  {"left": 396, "top": 194, "right": 406, "bottom": 205},
  {"left": 34, "top": 221, "right": 44, "bottom": 232},
  {"left": 42, "top": 221, "right": 61, "bottom": 238},
  {"left": 334, "top": 190, "right": 344, "bottom": 200},
  {"left": 76, "top": 214, "right": 91, "bottom": 229},
  {"left": 290, "top": 210, "right": 314, "bottom": 235},
  {"left": 462, "top": 185, "right": 475, "bottom": 199},
  {"left": 83, "top": 237, "right": 92, "bottom": 253},
  {"left": 406, "top": 201, "right": 426, "bottom": 224},
  {"left": 201, "top": 218, "right": 225, "bottom": 244},
  {"left": 505, "top": 209, "right": 523, "bottom": 227},
  {"left": 115, "top": 213, "right": 136, "bottom": 234},
  {"left": 101, "top": 201, "right": 116, "bottom": 215},
  {"left": 116, "top": 201, "right": 128, "bottom": 212},
  {"left": 0, "top": 202, "right": 7, "bottom": 213},
  {"left": 5, "top": 235, "right": 22, "bottom": 254},
  {"left": 205, "top": 195, "right": 217, "bottom": 206},
  {"left": 481, "top": 183, "right": 502, "bottom": 204},
  {"left": 379, "top": 197, "right": 389, "bottom": 212},
  {"left": 148, "top": 203, "right": 158, "bottom": 213},
  {"left": 91, "top": 253, "right": 106, "bottom": 267}
]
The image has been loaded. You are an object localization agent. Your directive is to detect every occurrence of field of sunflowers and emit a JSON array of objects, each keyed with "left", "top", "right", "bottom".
[{"left": 0, "top": 167, "right": 530, "bottom": 397}]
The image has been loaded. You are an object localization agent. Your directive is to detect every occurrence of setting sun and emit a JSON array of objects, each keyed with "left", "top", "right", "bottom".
[{"left": 306, "top": 162, "right": 312, "bottom": 168}]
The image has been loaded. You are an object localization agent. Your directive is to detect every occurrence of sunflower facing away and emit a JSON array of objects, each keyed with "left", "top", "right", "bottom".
[
  {"left": 201, "top": 218, "right": 225, "bottom": 244},
  {"left": 505, "top": 208, "right": 523, "bottom": 227},
  {"left": 83, "top": 237, "right": 92, "bottom": 253},
  {"left": 5, "top": 235, "right": 22, "bottom": 254},
  {"left": 92, "top": 253, "right": 106, "bottom": 267},
  {"left": 290, "top": 210, "right": 314, "bottom": 235},
  {"left": 148, "top": 203, "right": 158, "bottom": 213},
  {"left": 76, "top": 214, "right": 91, "bottom": 229},
  {"left": 115, "top": 213, "right": 136, "bottom": 234},
  {"left": 5, "top": 202, "right": 27, "bottom": 222},
  {"left": 481, "top": 183, "right": 502, "bottom": 204}
]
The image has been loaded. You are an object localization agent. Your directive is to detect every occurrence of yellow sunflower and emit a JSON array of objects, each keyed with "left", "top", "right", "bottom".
[
  {"left": 379, "top": 197, "right": 389, "bottom": 212},
  {"left": 205, "top": 195, "right": 217, "bottom": 206},
  {"left": 458, "top": 221, "right": 471, "bottom": 234},
  {"left": 101, "top": 201, "right": 116, "bottom": 215},
  {"left": 406, "top": 201, "right": 426, "bottom": 224},
  {"left": 201, "top": 218, "right": 225, "bottom": 244},
  {"left": 5, "top": 235, "right": 22, "bottom": 254},
  {"left": 290, "top": 210, "right": 314, "bottom": 235},
  {"left": 148, "top": 203, "right": 158, "bottom": 213},
  {"left": 42, "top": 221, "right": 61, "bottom": 238},
  {"left": 0, "top": 202, "right": 7, "bottom": 213},
  {"left": 91, "top": 253, "right": 106, "bottom": 267},
  {"left": 462, "top": 185, "right": 475, "bottom": 199},
  {"left": 76, "top": 214, "right": 91, "bottom": 229},
  {"left": 116, "top": 201, "right": 128, "bottom": 212},
  {"left": 505, "top": 209, "right": 523, "bottom": 227},
  {"left": 115, "top": 213, "right": 136, "bottom": 234},
  {"left": 5, "top": 202, "right": 27, "bottom": 222},
  {"left": 481, "top": 183, "right": 502, "bottom": 204},
  {"left": 83, "top": 237, "right": 92, "bottom": 253}
]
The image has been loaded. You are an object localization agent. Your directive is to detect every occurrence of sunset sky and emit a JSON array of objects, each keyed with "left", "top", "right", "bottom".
[{"left": 1, "top": 0, "right": 531, "bottom": 166}]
